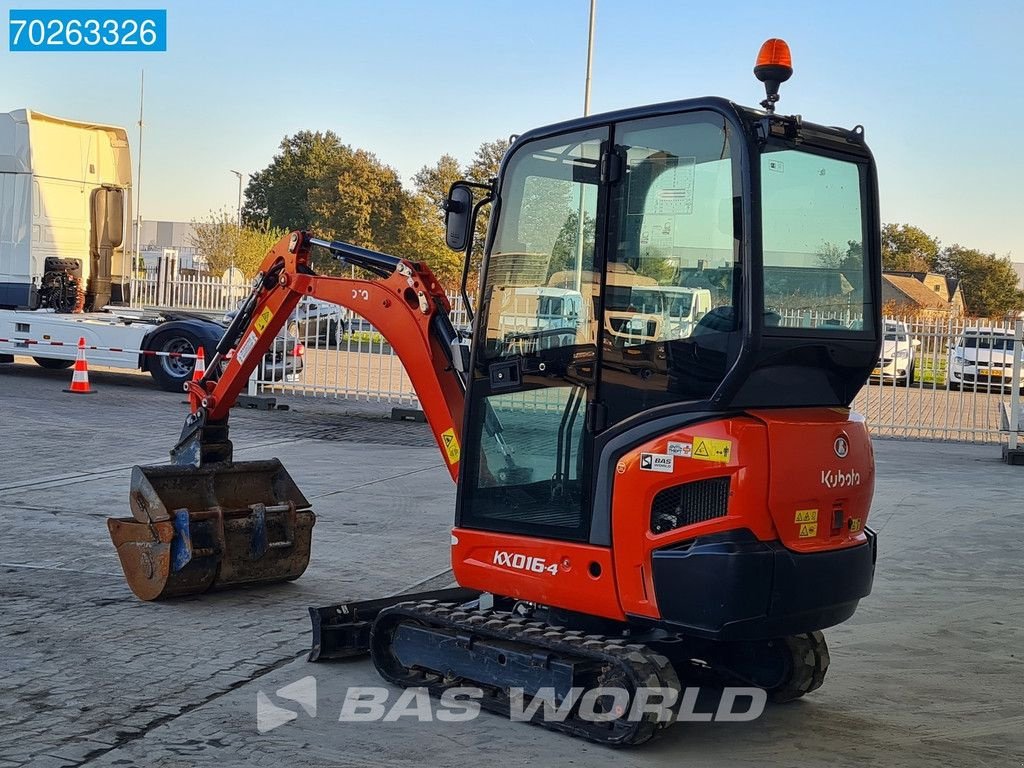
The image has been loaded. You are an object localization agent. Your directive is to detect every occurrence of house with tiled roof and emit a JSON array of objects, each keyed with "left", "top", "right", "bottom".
[{"left": 881, "top": 271, "right": 966, "bottom": 318}]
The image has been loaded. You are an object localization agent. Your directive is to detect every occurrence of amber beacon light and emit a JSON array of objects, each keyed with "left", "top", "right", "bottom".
[{"left": 753, "top": 38, "right": 793, "bottom": 113}]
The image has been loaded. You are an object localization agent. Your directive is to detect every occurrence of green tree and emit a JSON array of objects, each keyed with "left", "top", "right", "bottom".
[
  {"left": 411, "top": 138, "right": 511, "bottom": 290},
  {"left": 465, "top": 138, "right": 509, "bottom": 185},
  {"left": 413, "top": 154, "right": 462, "bottom": 218},
  {"left": 881, "top": 223, "right": 940, "bottom": 272},
  {"left": 466, "top": 138, "right": 510, "bottom": 260},
  {"left": 549, "top": 210, "right": 596, "bottom": 277},
  {"left": 935, "top": 245, "right": 1024, "bottom": 317},
  {"left": 237, "top": 220, "right": 288, "bottom": 278},
  {"left": 242, "top": 130, "right": 408, "bottom": 252},
  {"left": 819, "top": 239, "right": 864, "bottom": 271},
  {"left": 244, "top": 129, "right": 442, "bottom": 284},
  {"left": 189, "top": 208, "right": 238, "bottom": 275},
  {"left": 634, "top": 255, "right": 678, "bottom": 284},
  {"left": 519, "top": 178, "right": 575, "bottom": 255},
  {"left": 391, "top": 191, "right": 464, "bottom": 288},
  {"left": 242, "top": 130, "right": 350, "bottom": 230},
  {"left": 308, "top": 147, "right": 406, "bottom": 252},
  {"left": 189, "top": 209, "right": 286, "bottom": 279}
]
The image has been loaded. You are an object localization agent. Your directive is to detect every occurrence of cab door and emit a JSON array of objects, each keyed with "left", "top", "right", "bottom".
[{"left": 456, "top": 127, "right": 608, "bottom": 543}]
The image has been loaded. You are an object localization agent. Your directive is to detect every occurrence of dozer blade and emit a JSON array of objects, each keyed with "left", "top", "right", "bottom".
[{"left": 107, "top": 460, "right": 315, "bottom": 600}]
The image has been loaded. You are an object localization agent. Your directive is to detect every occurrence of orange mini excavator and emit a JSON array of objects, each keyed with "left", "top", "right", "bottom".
[{"left": 108, "top": 40, "right": 881, "bottom": 744}]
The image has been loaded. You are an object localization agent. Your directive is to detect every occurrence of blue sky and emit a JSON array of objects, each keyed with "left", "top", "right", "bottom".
[{"left": 3, "top": 0, "right": 1022, "bottom": 261}]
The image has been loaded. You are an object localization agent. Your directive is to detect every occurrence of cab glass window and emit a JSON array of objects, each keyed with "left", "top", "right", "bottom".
[
  {"left": 601, "top": 111, "right": 741, "bottom": 423},
  {"left": 481, "top": 130, "right": 604, "bottom": 362},
  {"left": 760, "top": 149, "right": 871, "bottom": 332}
]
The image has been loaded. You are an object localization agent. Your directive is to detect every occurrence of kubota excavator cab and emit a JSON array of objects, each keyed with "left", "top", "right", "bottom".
[
  {"left": 356, "top": 43, "right": 882, "bottom": 743},
  {"left": 440, "top": 93, "right": 880, "bottom": 603}
]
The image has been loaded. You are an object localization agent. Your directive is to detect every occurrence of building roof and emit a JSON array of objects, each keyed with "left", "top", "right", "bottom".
[
  {"left": 139, "top": 220, "right": 197, "bottom": 249},
  {"left": 885, "top": 270, "right": 961, "bottom": 301},
  {"left": 882, "top": 273, "right": 952, "bottom": 310}
]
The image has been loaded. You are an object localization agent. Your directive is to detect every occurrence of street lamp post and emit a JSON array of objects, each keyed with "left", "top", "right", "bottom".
[
  {"left": 229, "top": 170, "right": 244, "bottom": 227},
  {"left": 584, "top": 0, "right": 595, "bottom": 116},
  {"left": 574, "top": 0, "right": 597, "bottom": 293},
  {"left": 229, "top": 170, "right": 246, "bottom": 275}
]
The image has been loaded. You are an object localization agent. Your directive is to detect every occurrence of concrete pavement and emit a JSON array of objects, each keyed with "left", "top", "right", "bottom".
[{"left": 0, "top": 362, "right": 1021, "bottom": 767}]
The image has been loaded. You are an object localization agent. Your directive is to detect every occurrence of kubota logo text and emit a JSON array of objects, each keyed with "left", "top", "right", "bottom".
[
  {"left": 493, "top": 550, "right": 559, "bottom": 575},
  {"left": 821, "top": 469, "right": 861, "bottom": 488}
]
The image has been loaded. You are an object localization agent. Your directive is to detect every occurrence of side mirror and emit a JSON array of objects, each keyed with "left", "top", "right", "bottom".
[
  {"left": 445, "top": 184, "right": 474, "bottom": 252},
  {"left": 92, "top": 187, "right": 125, "bottom": 250},
  {"left": 912, "top": 338, "right": 921, "bottom": 348}
]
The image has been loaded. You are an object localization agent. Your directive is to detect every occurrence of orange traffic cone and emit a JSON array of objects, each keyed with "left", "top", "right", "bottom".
[
  {"left": 192, "top": 346, "right": 206, "bottom": 382},
  {"left": 64, "top": 337, "right": 95, "bottom": 394},
  {"left": 182, "top": 346, "right": 206, "bottom": 404}
]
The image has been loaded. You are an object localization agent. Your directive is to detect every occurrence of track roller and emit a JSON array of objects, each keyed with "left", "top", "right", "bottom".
[{"left": 766, "top": 631, "right": 830, "bottom": 703}]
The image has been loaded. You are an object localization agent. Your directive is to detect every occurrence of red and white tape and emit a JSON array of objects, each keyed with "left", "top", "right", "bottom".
[{"left": 0, "top": 337, "right": 201, "bottom": 359}]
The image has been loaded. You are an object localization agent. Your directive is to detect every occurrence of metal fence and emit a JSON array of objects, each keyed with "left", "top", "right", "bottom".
[
  {"left": 253, "top": 294, "right": 472, "bottom": 406},
  {"left": 130, "top": 267, "right": 248, "bottom": 313},
  {"left": 262, "top": 301, "right": 1022, "bottom": 445},
  {"left": 853, "top": 317, "right": 1022, "bottom": 443},
  {"left": 127, "top": 270, "right": 1023, "bottom": 446}
]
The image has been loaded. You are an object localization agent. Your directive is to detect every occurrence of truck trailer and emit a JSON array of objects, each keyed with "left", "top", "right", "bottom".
[{"left": 0, "top": 108, "right": 226, "bottom": 390}]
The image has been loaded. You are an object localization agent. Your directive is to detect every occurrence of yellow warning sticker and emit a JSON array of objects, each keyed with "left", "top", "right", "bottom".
[
  {"left": 691, "top": 436, "right": 733, "bottom": 463},
  {"left": 798, "top": 522, "right": 818, "bottom": 538},
  {"left": 794, "top": 509, "right": 818, "bottom": 524},
  {"left": 849, "top": 518, "right": 862, "bottom": 533},
  {"left": 441, "top": 428, "right": 460, "bottom": 464},
  {"left": 254, "top": 307, "right": 274, "bottom": 334}
]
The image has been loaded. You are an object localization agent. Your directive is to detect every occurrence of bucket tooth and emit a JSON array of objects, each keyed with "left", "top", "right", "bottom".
[{"left": 109, "top": 459, "right": 315, "bottom": 600}]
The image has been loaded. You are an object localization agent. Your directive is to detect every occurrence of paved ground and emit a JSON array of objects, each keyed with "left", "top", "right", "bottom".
[{"left": 1, "top": 361, "right": 1022, "bottom": 767}]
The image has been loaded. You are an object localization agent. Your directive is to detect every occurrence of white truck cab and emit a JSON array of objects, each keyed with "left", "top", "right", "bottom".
[
  {"left": 0, "top": 109, "right": 226, "bottom": 390},
  {"left": 610, "top": 285, "right": 713, "bottom": 344}
]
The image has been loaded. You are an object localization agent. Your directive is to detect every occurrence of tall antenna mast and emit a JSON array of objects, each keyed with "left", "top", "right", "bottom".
[
  {"left": 135, "top": 70, "right": 145, "bottom": 271},
  {"left": 574, "top": 0, "right": 597, "bottom": 294},
  {"left": 583, "top": 0, "right": 595, "bottom": 116}
]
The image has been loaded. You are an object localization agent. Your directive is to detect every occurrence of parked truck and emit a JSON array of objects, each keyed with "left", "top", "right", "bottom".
[
  {"left": 0, "top": 109, "right": 228, "bottom": 390},
  {"left": 613, "top": 285, "right": 713, "bottom": 341}
]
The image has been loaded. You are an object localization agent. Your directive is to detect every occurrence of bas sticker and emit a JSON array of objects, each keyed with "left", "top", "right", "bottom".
[
  {"left": 254, "top": 307, "right": 274, "bottom": 334},
  {"left": 849, "top": 518, "right": 862, "bottom": 533},
  {"left": 798, "top": 522, "right": 818, "bottom": 538},
  {"left": 441, "top": 428, "right": 460, "bottom": 464},
  {"left": 667, "top": 441, "right": 692, "bottom": 458},
  {"left": 794, "top": 509, "right": 818, "bottom": 524},
  {"left": 640, "top": 453, "right": 674, "bottom": 473},
  {"left": 692, "top": 436, "right": 732, "bottom": 463},
  {"left": 236, "top": 331, "right": 258, "bottom": 364}
]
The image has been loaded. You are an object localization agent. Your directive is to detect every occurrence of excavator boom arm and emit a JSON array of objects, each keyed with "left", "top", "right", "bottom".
[{"left": 184, "top": 231, "right": 466, "bottom": 480}]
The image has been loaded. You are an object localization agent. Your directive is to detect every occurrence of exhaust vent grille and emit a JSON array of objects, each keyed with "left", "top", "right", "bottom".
[{"left": 650, "top": 476, "right": 730, "bottom": 534}]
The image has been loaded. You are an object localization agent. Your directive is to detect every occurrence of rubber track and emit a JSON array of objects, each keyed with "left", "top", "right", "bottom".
[{"left": 370, "top": 600, "right": 681, "bottom": 746}]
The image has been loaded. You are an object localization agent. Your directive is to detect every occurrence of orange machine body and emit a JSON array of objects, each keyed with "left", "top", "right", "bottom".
[{"left": 452, "top": 408, "right": 874, "bottom": 634}]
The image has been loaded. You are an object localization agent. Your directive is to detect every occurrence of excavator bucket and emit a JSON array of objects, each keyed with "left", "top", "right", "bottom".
[{"left": 107, "top": 460, "right": 314, "bottom": 600}]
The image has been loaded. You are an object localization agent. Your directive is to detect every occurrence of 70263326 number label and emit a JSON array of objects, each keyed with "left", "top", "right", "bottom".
[{"left": 9, "top": 9, "right": 166, "bottom": 52}]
